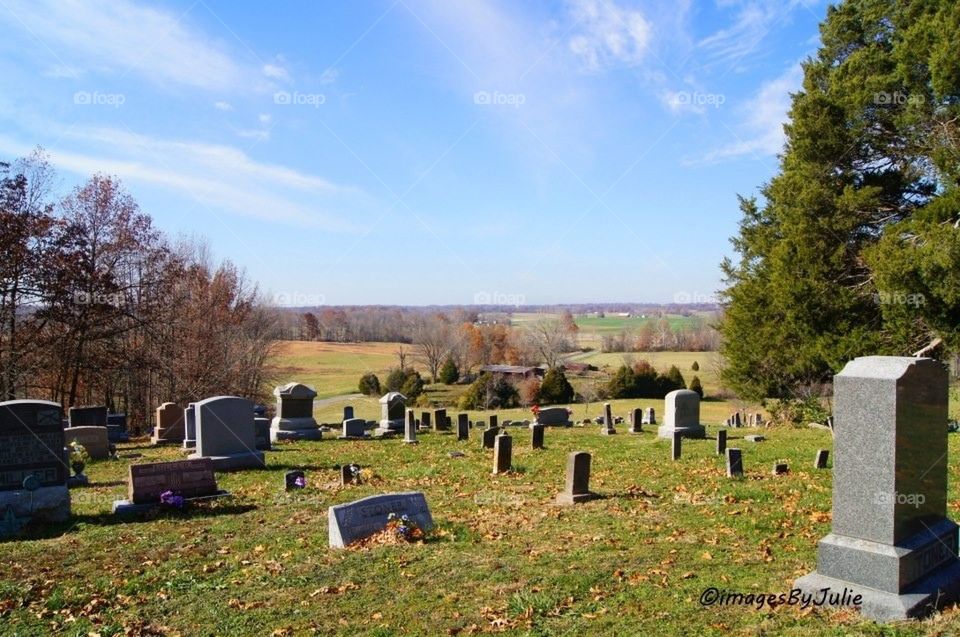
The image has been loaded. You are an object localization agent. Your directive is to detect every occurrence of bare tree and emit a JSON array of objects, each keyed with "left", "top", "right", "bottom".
[
  {"left": 525, "top": 317, "right": 575, "bottom": 369},
  {"left": 411, "top": 314, "right": 454, "bottom": 382}
]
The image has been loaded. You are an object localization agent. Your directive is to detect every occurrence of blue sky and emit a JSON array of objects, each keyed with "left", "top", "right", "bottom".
[{"left": 0, "top": 0, "right": 824, "bottom": 306}]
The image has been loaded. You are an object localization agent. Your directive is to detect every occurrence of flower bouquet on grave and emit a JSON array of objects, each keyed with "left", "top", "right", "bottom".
[
  {"left": 385, "top": 512, "right": 425, "bottom": 543},
  {"left": 68, "top": 441, "right": 90, "bottom": 476},
  {"left": 159, "top": 490, "right": 185, "bottom": 509},
  {"left": 293, "top": 475, "right": 306, "bottom": 489},
  {"left": 531, "top": 405, "right": 540, "bottom": 417}
]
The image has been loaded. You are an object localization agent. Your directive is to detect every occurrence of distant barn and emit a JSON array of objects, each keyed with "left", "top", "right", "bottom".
[{"left": 479, "top": 364, "right": 545, "bottom": 380}]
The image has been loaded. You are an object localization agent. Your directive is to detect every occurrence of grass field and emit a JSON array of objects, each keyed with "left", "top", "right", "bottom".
[
  {"left": 269, "top": 341, "right": 400, "bottom": 399},
  {"left": 510, "top": 312, "right": 716, "bottom": 350},
  {"left": 5, "top": 426, "right": 960, "bottom": 635}
]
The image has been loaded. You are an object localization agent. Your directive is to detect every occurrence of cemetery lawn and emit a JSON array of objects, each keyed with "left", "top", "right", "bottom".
[{"left": 5, "top": 427, "right": 960, "bottom": 635}]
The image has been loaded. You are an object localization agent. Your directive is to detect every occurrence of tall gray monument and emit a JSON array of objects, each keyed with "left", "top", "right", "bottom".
[
  {"left": 658, "top": 389, "right": 705, "bottom": 439},
  {"left": 270, "top": 382, "right": 322, "bottom": 442},
  {"left": 794, "top": 356, "right": 960, "bottom": 621}
]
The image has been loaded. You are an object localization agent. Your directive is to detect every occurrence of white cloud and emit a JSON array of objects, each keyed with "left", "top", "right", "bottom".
[
  {"left": 566, "top": 0, "right": 652, "bottom": 72},
  {"left": 0, "top": 126, "right": 368, "bottom": 231},
  {"left": 699, "top": 62, "right": 803, "bottom": 162},
  {"left": 0, "top": 0, "right": 247, "bottom": 90},
  {"left": 262, "top": 63, "right": 290, "bottom": 82},
  {"left": 258, "top": 113, "right": 272, "bottom": 125},
  {"left": 214, "top": 101, "right": 234, "bottom": 111}
]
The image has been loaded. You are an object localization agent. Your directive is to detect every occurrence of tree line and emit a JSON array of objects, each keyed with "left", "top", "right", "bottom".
[{"left": 0, "top": 150, "right": 275, "bottom": 432}]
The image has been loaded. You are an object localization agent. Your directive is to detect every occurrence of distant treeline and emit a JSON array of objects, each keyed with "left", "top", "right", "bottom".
[
  {"left": 600, "top": 317, "right": 720, "bottom": 352},
  {"left": 1, "top": 150, "right": 275, "bottom": 430}
]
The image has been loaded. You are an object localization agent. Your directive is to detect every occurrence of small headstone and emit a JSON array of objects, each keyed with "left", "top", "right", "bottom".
[
  {"left": 433, "top": 408, "right": 448, "bottom": 431},
  {"left": 404, "top": 410, "right": 419, "bottom": 444},
  {"left": 659, "top": 390, "right": 705, "bottom": 439},
  {"left": 772, "top": 462, "right": 789, "bottom": 475},
  {"left": 492, "top": 433, "right": 512, "bottom": 474},
  {"left": 457, "top": 413, "right": 469, "bottom": 441},
  {"left": 671, "top": 431, "right": 682, "bottom": 461},
  {"left": 555, "top": 451, "right": 596, "bottom": 505},
  {"left": 421, "top": 411, "right": 432, "bottom": 430},
  {"left": 534, "top": 407, "right": 572, "bottom": 427},
  {"left": 64, "top": 426, "right": 109, "bottom": 460},
  {"left": 69, "top": 405, "right": 107, "bottom": 428},
  {"left": 343, "top": 405, "right": 354, "bottom": 421},
  {"left": 286, "top": 469, "right": 306, "bottom": 491},
  {"left": 270, "top": 382, "right": 322, "bottom": 441},
  {"left": 340, "top": 465, "right": 359, "bottom": 486},
  {"left": 182, "top": 404, "right": 197, "bottom": 449},
  {"left": 188, "top": 396, "right": 265, "bottom": 471},
  {"left": 716, "top": 429, "right": 727, "bottom": 455},
  {"left": 488, "top": 414, "right": 498, "bottom": 429},
  {"left": 328, "top": 491, "right": 433, "bottom": 548},
  {"left": 643, "top": 407, "right": 656, "bottom": 425},
  {"left": 733, "top": 412, "right": 742, "bottom": 427},
  {"left": 482, "top": 426, "right": 499, "bottom": 449},
  {"left": 629, "top": 408, "right": 642, "bottom": 434},
  {"left": 794, "top": 356, "right": 960, "bottom": 621},
  {"left": 105, "top": 412, "right": 129, "bottom": 442},
  {"left": 756, "top": 414, "right": 764, "bottom": 426},
  {"left": 744, "top": 435, "right": 765, "bottom": 442},
  {"left": 112, "top": 457, "right": 226, "bottom": 514},
  {"left": 814, "top": 449, "right": 829, "bottom": 469},
  {"left": 254, "top": 417, "right": 272, "bottom": 450},
  {"left": 531, "top": 424, "right": 545, "bottom": 449},
  {"left": 447, "top": 451, "right": 465, "bottom": 458},
  {"left": 600, "top": 402, "right": 616, "bottom": 435},
  {"left": 726, "top": 448, "right": 743, "bottom": 478},
  {"left": 341, "top": 418, "right": 368, "bottom": 439},
  {"left": 152, "top": 402, "right": 185, "bottom": 445}
]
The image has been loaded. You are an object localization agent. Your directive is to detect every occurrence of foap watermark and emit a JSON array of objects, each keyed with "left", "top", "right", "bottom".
[
  {"left": 473, "top": 90, "right": 526, "bottom": 108},
  {"left": 674, "top": 91, "right": 725, "bottom": 109},
  {"left": 73, "top": 91, "right": 125, "bottom": 108},
  {"left": 874, "top": 490, "right": 926, "bottom": 509},
  {"left": 673, "top": 291, "right": 718, "bottom": 304},
  {"left": 273, "top": 291, "right": 326, "bottom": 306},
  {"left": 875, "top": 291, "right": 925, "bottom": 307},
  {"left": 274, "top": 91, "right": 326, "bottom": 107},
  {"left": 473, "top": 291, "right": 526, "bottom": 307},
  {"left": 874, "top": 91, "right": 924, "bottom": 106},
  {"left": 73, "top": 290, "right": 125, "bottom": 307}
]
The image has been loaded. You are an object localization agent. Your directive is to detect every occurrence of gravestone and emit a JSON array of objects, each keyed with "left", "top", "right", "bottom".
[
  {"left": 69, "top": 405, "right": 107, "bottom": 428},
  {"left": 341, "top": 418, "right": 368, "bottom": 439},
  {"left": 556, "top": 451, "right": 596, "bottom": 505},
  {"left": 726, "top": 448, "right": 743, "bottom": 477},
  {"left": 482, "top": 426, "right": 500, "bottom": 449},
  {"left": 152, "top": 402, "right": 185, "bottom": 445},
  {"left": 629, "top": 408, "right": 643, "bottom": 434},
  {"left": 340, "top": 464, "right": 359, "bottom": 486},
  {"left": 744, "top": 434, "right": 765, "bottom": 442},
  {"left": 814, "top": 449, "right": 829, "bottom": 469},
  {"left": 182, "top": 404, "right": 197, "bottom": 450},
  {"left": 716, "top": 429, "right": 727, "bottom": 455},
  {"left": 421, "top": 411, "right": 431, "bottom": 430},
  {"left": 328, "top": 491, "right": 433, "bottom": 548},
  {"left": 733, "top": 412, "right": 742, "bottom": 427},
  {"left": 404, "top": 410, "right": 418, "bottom": 445},
  {"left": 112, "top": 457, "right": 227, "bottom": 514},
  {"left": 488, "top": 414, "right": 498, "bottom": 429},
  {"left": 643, "top": 407, "right": 656, "bottom": 425},
  {"left": 457, "top": 413, "right": 469, "bottom": 441},
  {"left": 343, "top": 405, "right": 354, "bottom": 421},
  {"left": 534, "top": 407, "right": 572, "bottom": 427},
  {"left": 189, "top": 396, "right": 265, "bottom": 470},
  {"left": 375, "top": 392, "right": 406, "bottom": 435},
  {"left": 531, "top": 424, "right": 545, "bottom": 449},
  {"left": 0, "top": 400, "right": 70, "bottom": 526},
  {"left": 600, "top": 402, "right": 616, "bottom": 435},
  {"left": 64, "top": 426, "right": 109, "bottom": 460},
  {"left": 286, "top": 470, "right": 306, "bottom": 491},
  {"left": 254, "top": 417, "right": 272, "bottom": 451},
  {"left": 492, "top": 433, "right": 512, "bottom": 474},
  {"left": 772, "top": 462, "right": 789, "bottom": 475},
  {"left": 671, "top": 431, "right": 682, "bottom": 460},
  {"left": 105, "top": 413, "right": 129, "bottom": 442},
  {"left": 270, "top": 382, "right": 322, "bottom": 441},
  {"left": 433, "top": 408, "right": 448, "bottom": 431},
  {"left": 794, "top": 356, "right": 960, "bottom": 621},
  {"left": 658, "top": 390, "right": 705, "bottom": 439}
]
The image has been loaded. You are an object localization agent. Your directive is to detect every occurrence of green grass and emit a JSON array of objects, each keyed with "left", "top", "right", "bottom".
[
  {"left": 5, "top": 426, "right": 960, "bottom": 635},
  {"left": 270, "top": 341, "right": 400, "bottom": 398}
]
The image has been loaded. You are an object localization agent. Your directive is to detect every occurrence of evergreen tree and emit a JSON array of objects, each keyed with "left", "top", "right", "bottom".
[
  {"left": 691, "top": 361, "right": 699, "bottom": 372},
  {"left": 399, "top": 369, "right": 425, "bottom": 400},
  {"left": 664, "top": 365, "right": 686, "bottom": 391},
  {"left": 438, "top": 357, "right": 459, "bottom": 385},
  {"left": 539, "top": 367, "right": 574, "bottom": 404},
  {"left": 358, "top": 372, "right": 381, "bottom": 396},
  {"left": 689, "top": 376, "right": 704, "bottom": 398},
  {"left": 718, "top": 0, "right": 960, "bottom": 400},
  {"left": 385, "top": 367, "right": 407, "bottom": 393}
]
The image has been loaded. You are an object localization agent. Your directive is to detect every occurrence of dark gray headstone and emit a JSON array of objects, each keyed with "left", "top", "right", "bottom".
[
  {"left": 457, "top": 413, "right": 469, "bottom": 441},
  {"left": 726, "top": 448, "right": 743, "bottom": 478},
  {"left": 254, "top": 417, "right": 272, "bottom": 450},
  {"left": 433, "top": 409, "right": 448, "bottom": 431},
  {"left": 341, "top": 418, "right": 367, "bottom": 439},
  {"left": 643, "top": 407, "right": 656, "bottom": 425},
  {"left": 343, "top": 405, "right": 354, "bottom": 421},
  {"left": 531, "top": 424, "right": 545, "bottom": 449},
  {"left": 556, "top": 451, "right": 595, "bottom": 505},
  {"left": 328, "top": 491, "right": 432, "bottom": 548},
  {"left": 600, "top": 402, "right": 616, "bottom": 435},
  {"left": 717, "top": 429, "right": 727, "bottom": 455},
  {"left": 285, "top": 470, "right": 305, "bottom": 491},
  {"left": 535, "top": 407, "right": 572, "bottom": 426},
  {"left": 492, "top": 433, "right": 512, "bottom": 474},
  {"left": 421, "top": 411, "right": 431, "bottom": 430},
  {"left": 629, "top": 408, "right": 642, "bottom": 433},
  {"left": 814, "top": 449, "right": 829, "bottom": 469},
  {"left": 671, "top": 431, "right": 682, "bottom": 461},
  {"left": 482, "top": 426, "right": 499, "bottom": 449},
  {"left": 772, "top": 462, "right": 788, "bottom": 475},
  {"left": 488, "top": 414, "right": 498, "bottom": 429},
  {"left": 795, "top": 356, "right": 960, "bottom": 621},
  {"left": 404, "top": 410, "right": 418, "bottom": 444}
]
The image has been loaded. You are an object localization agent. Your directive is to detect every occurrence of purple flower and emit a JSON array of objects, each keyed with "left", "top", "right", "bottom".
[
  {"left": 159, "top": 490, "right": 184, "bottom": 509},
  {"left": 294, "top": 476, "right": 306, "bottom": 488}
]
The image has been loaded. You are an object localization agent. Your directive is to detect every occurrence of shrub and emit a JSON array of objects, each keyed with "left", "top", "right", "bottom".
[
  {"left": 385, "top": 368, "right": 408, "bottom": 393},
  {"left": 518, "top": 377, "right": 541, "bottom": 406},
  {"left": 691, "top": 361, "right": 700, "bottom": 371},
  {"left": 538, "top": 367, "right": 574, "bottom": 405},
  {"left": 458, "top": 373, "right": 519, "bottom": 410},
  {"left": 663, "top": 365, "right": 686, "bottom": 391},
  {"left": 358, "top": 372, "right": 381, "bottom": 396},
  {"left": 689, "top": 376, "right": 704, "bottom": 398},
  {"left": 400, "top": 370, "right": 425, "bottom": 400},
  {"left": 438, "top": 357, "right": 459, "bottom": 385}
]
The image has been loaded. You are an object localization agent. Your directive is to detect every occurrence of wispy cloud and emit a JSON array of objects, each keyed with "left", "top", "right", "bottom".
[
  {"left": 0, "top": 0, "right": 264, "bottom": 91},
  {"left": 0, "top": 124, "right": 369, "bottom": 231},
  {"left": 566, "top": 0, "right": 652, "bottom": 72}
]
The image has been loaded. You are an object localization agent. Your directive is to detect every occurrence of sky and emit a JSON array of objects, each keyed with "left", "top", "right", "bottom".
[{"left": 0, "top": 0, "right": 826, "bottom": 306}]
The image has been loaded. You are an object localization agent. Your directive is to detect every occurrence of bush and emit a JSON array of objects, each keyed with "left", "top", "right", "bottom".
[
  {"left": 664, "top": 365, "right": 686, "bottom": 391},
  {"left": 538, "top": 367, "right": 574, "bottom": 405},
  {"left": 605, "top": 361, "right": 692, "bottom": 399},
  {"left": 518, "top": 377, "right": 541, "bottom": 406},
  {"left": 358, "top": 372, "right": 381, "bottom": 396},
  {"left": 691, "top": 361, "right": 700, "bottom": 371},
  {"left": 689, "top": 376, "right": 703, "bottom": 398},
  {"left": 458, "top": 373, "right": 520, "bottom": 410},
  {"left": 399, "top": 370, "right": 425, "bottom": 400},
  {"left": 766, "top": 397, "right": 828, "bottom": 427},
  {"left": 385, "top": 368, "right": 408, "bottom": 393},
  {"left": 438, "top": 357, "right": 459, "bottom": 385}
]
